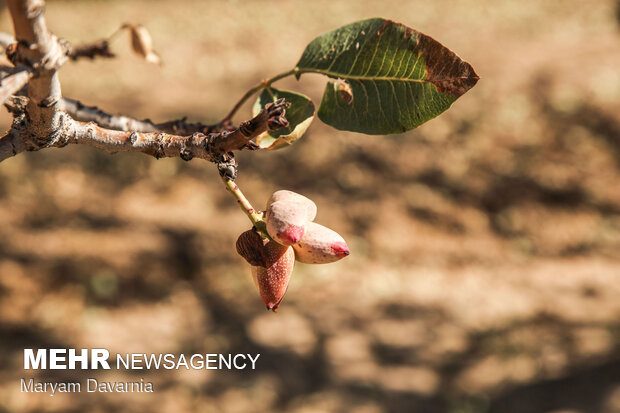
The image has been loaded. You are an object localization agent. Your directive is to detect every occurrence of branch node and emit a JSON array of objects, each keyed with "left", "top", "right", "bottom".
[
  {"left": 26, "top": 2, "right": 44, "bottom": 19},
  {"left": 6, "top": 41, "right": 30, "bottom": 67},
  {"left": 129, "top": 131, "right": 138, "bottom": 144},
  {"left": 6, "top": 35, "right": 70, "bottom": 74},
  {"left": 244, "top": 141, "right": 260, "bottom": 151},
  {"left": 4, "top": 95, "right": 29, "bottom": 114},
  {"left": 38, "top": 94, "right": 59, "bottom": 108},
  {"left": 217, "top": 154, "right": 238, "bottom": 180},
  {"left": 238, "top": 120, "right": 253, "bottom": 137},
  {"left": 37, "top": 34, "right": 70, "bottom": 71},
  {"left": 266, "top": 98, "right": 290, "bottom": 130},
  {"left": 47, "top": 112, "right": 66, "bottom": 147},
  {"left": 191, "top": 131, "right": 205, "bottom": 141},
  {"left": 180, "top": 147, "right": 193, "bottom": 162},
  {"left": 205, "top": 132, "right": 217, "bottom": 154},
  {"left": 154, "top": 133, "right": 165, "bottom": 159}
]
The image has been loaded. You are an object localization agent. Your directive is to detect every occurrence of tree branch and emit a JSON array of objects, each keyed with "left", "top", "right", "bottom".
[
  {"left": 0, "top": 31, "right": 115, "bottom": 63},
  {"left": 7, "top": 0, "right": 69, "bottom": 138},
  {"left": 0, "top": 130, "right": 26, "bottom": 160},
  {"left": 60, "top": 97, "right": 230, "bottom": 135},
  {"left": 1, "top": 1, "right": 289, "bottom": 167},
  {"left": 155, "top": 118, "right": 229, "bottom": 136},
  {"left": 1, "top": 12, "right": 216, "bottom": 136},
  {"left": 60, "top": 97, "right": 159, "bottom": 132},
  {"left": 210, "top": 99, "right": 288, "bottom": 153},
  {"left": 69, "top": 40, "right": 114, "bottom": 61},
  {"left": 0, "top": 66, "right": 32, "bottom": 103},
  {"left": 0, "top": 97, "right": 288, "bottom": 163}
]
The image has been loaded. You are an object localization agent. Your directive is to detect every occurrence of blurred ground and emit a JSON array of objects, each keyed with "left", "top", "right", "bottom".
[{"left": 1, "top": 0, "right": 620, "bottom": 412}]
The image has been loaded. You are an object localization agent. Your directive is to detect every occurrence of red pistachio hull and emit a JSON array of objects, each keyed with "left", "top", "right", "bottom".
[
  {"left": 250, "top": 241, "right": 295, "bottom": 311},
  {"left": 293, "top": 222, "right": 350, "bottom": 264},
  {"left": 265, "top": 200, "right": 311, "bottom": 245},
  {"left": 267, "top": 190, "right": 317, "bottom": 222}
]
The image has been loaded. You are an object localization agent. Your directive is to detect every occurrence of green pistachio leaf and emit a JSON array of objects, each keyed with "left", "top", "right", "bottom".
[{"left": 295, "top": 18, "right": 479, "bottom": 134}]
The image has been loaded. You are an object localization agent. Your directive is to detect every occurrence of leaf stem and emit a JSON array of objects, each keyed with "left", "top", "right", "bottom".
[
  {"left": 221, "top": 68, "right": 296, "bottom": 123},
  {"left": 106, "top": 24, "right": 129, "bottom": 43}
]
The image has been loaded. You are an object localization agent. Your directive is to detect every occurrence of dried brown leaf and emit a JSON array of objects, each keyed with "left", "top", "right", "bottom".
[{"left": 128, "top": 24, "right": 161, "bottom": 65}]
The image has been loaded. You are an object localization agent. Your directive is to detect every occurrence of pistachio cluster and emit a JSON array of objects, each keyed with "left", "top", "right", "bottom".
[{"left": 236, "top": 190, "right": 349, "bottom": 311}]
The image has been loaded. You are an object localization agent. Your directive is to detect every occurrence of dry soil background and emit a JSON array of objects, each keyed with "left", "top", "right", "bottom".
[{"left": 0, "top": 0, "right": 620, "bottom": 412}]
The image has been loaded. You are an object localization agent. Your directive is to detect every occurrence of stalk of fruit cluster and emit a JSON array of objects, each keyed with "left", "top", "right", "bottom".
[
  {"left": 222, "top": 177, "right": 269, "bottom": 237},
  {"left": 233, "top": 187, "right": 350, "bottom": 311}
]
